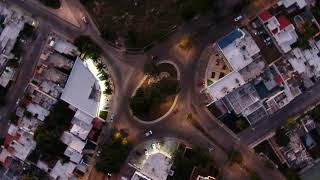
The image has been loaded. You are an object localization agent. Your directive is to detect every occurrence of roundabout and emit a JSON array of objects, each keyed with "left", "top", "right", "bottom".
[{"left": 129, "top": 61, "right": 181, "bottom": 123}]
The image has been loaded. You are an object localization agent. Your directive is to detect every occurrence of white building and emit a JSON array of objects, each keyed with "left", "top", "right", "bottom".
[
  {"left": 278, "top": 0, "right": 307, "bottom": 9},
  {"left": 60, "top": 58, "right": 101, "bottom": 117},
  {"left": 206, "top": 28, "right": 262, "bottom": 103},
  {"left": 50, "top": 160, "right": 77, "bottom": 180},
  {"left": 61, "top": 132, "right": 86, "bottom": 164},
  {"left": 259, "top": 11, "right": 298, "bottom": 53},
  {"left": 131, "top": 152, "right": 173, "bottom": 180}
]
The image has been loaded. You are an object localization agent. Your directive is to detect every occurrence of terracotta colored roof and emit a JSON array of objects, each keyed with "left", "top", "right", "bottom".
[
  {"left": 278, "top": 16, "right": 291, "bottom": 31},
  {"left": 4, "top": 135, "right": 14, "bottom": 147},
  {"left": 272, "top": 28, "right": 278, "bottom": 35},
  {"left": 275, "top": 75, "right": 284, "bottom": 85},
  {"left": 92, "top": 118, "right": 103, "bottom": 130},
  {"left": 88, "top": 130, "right": 95, "bottom": 140},
  {"left": 19, "top": 98, "right": 31, "bottom": 107},
  {"left": 3, "top": 157, "right": 11, "bottom": 169},
  {"left": 259, "top": 11, "right": 273, "bottom": 23},
  {"left": 14, "top": 133, "right": 21, "bottom": 141}
]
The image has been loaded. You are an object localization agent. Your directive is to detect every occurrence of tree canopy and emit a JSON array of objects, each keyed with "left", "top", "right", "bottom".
[
  {"left": 74, "top": 36, "right": 102, "bottom": 60},
  {"left": 95, "top": 130, "right": 132, "bottom": 173},
  {"left": 33, "top": 101, "right": 75, "bottom": 161},
  {"left": 275, "top": 128, "right": 290, "bottom": 147}
]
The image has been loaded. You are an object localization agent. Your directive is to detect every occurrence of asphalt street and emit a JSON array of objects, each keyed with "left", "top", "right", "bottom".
[
  {"left": 0, "top": 22, "right": 49, "bottom": 137},
  {"left": 240, "top": 82, "right": 320, "bottom": 146},
  {"left": 5, "top": 0, "right": 286, "bottom": 179}
]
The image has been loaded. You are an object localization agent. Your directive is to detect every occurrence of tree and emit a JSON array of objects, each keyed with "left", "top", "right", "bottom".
[
  {"left": 21, "top": 24, "right": 35, "bottom": 38},
  {"left": 97, "top": 62, "right": 106, "bottom": 72},
  {"left": 228, "top": 149, "right": 243, "bottom": 164},
  {"left": 157, "top": 78, "right": 180, "bottom": 95},
  {"left": 283, "top": 118, "right": 297, "bottom": 130},
  {"left": 295, "top": 36, "right": 310, "bottom": 49},
  {"left": 275, "top": 128, "right": 290, "bottom": 147},
  {"left": 236, "top": 119, "right": 247, "bottom": 131},
  {"left": 129, "top": 88, "right": 149, "bottom": 116},
  {"left": 95, "top": 130, "right": 132, "bottom": 173},
  {"left": 143, "top": 63, "right": 158, "bottom": 75},
  {"left": 283, "top": 168, "right": 302, "bottom": 180},
  {"left": 33, "top": 101, "right": 75, "bottom": 161},
  {"left": 74, "top": 36, "right": 102, "bottom": 60},
  {"left": 24, "top": 111, "right": 33, "bottom": 119},
  {"left": 6, "top": 58, "right": 20, "bottom": 68}
]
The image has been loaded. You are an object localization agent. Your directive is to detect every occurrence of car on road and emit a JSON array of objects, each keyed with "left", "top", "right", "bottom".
[
  {"left": 82, "top": 16, "right": 88, "bottom": 24},
  {"left": 234, "top": 15, "right": 243, "bottom": 22},
  {"left": 263, "top": 37, "right": 272, "bottom": 43},
  {"left": 209, "top": 147, "right": 214, "bottom": 152},
  {"left": 145, "top": 130, "right": 153, "bottom": 137},
  {"left": 110, "top": 113, "right": 115, "bottom": 121}
]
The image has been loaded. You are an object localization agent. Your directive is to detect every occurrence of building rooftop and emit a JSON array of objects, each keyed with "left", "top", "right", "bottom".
[
  {"left": 46, "top": 53, "right": 74, "bottom": 71},
  {"left": 134, "top": 152, "right": 172, "bottom": 180},
  {"left": 61, "top": 131, "right": 86, "bottom": 153},
  {"left": 26, "top": 103, "right": 50, "bottom": 121},
  {"left": 60, "top": 58, "right": 100, "bottom": 117},
  {"left": 4, "top": 125, "right": 36, "bottom": 161},
  {"left": 50, "top": 160, "right": 76, "bottom": 180},
  {"left": 225, "top": 83, "right": 261, "bottom": 115},
  {"left": 64, "top": 146, "right": 83, "bottom": 163},
  {"left": 207, "top": 71, "right": 245, "bottom": 102},
  {"left": 278, "top": 0, "right": 306, "bottom": 9},
  {"left": 259, "top": 11, "right": 273, "bottom": 23},
  {"left": 262, "top": 13, "right": 298, "bottom": 53},
  {"left": 52, "top": 40, "right": 79, "bottom": 56},
  {"left": 218, "top": 29, "right": 260, "bottom": 71}
]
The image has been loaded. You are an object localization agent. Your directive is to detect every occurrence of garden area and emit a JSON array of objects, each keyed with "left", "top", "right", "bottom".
[
  {"left": 79, "top": 0, "right": 216, "bottom": 49},
  {"left": 219, "top": 112, "right": 250, "bottom": 134},
  {"left": 130, "top": 62, "right": 180, "bottom": 121},
  {"left": 30, "top": 101, "right": 75, "bottom": 164},
  {"left": 74, "top": 36, "right": 113, "bottom": 120},
  {"left": 95, "top": 129, "right": 132, "bottom": 173},
  {"left": 168, "top": 144, "right": 218, "bottom": 180}
]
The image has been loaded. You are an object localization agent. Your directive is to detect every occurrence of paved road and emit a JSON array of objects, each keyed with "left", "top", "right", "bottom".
[
  {"left": 0, "top": 23, "right": 49, "bottom": 137},
  {"left": 7, "top": 0, "right": 285, "bottom": 179},
  {"left": 239, "top": 82, "right": 320, "bottom": 147}
]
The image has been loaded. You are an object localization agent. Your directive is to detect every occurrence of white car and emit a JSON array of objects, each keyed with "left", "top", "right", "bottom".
[
  {"left": 145, "top": 130, "right": 153, "bottom": 137},
  {"left": 110, "top": 113, "right": 115, "bottom": 121},
  {"left": 234, "top": 15, "right": 243, "bottom": 22}
]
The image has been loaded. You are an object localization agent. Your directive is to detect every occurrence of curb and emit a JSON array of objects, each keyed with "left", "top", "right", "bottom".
[{"left": 130, "top": 62, "right": 181, "bottom": 124}]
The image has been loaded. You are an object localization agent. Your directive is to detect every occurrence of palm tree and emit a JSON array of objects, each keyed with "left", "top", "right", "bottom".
[{"left": 97, "top": 62, "right": 106, "bottom": 72}]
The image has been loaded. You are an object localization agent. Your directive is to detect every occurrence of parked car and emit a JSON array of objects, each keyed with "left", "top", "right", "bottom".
[
  {"left": 145, "top": 130, "right": 153, "bottom": 137},
  {"left": 254, "top": 31, "right": 265, "bottom": 35},
  {"left": 234, "top": 15, "right": 243, "bottom": 22},
  {"left": 110, "top": 113, "right": 115, "bottom": 121},
  {"left": 264, "top": 37, "right": 271, "bottom": 42},
  {"left": 251, "top": 22, "right": 258, "bottom": 29}
]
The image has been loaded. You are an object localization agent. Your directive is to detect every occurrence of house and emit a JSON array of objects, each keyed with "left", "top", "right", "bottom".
[
  {"left": 60, "top": 58, "right": 101, "bottom": 117},
  {"left": 205, "top": 28, "right": 265, "bottom": 104},
  {"left": 259, "top": 11, "right": 298, "bottom": 53},
  {"left": 278, "top": 0, "right": 307, "bottom": 9}
]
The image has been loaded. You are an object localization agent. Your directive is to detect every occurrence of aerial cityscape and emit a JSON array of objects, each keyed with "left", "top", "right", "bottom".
[{"left": 1, "top": 0, "right": 320, "bottom": 180}]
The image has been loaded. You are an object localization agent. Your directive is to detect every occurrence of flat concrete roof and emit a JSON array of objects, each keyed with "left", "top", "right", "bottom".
[
  {"left": 207, "top": 71, "right": 245, "bottom": 102},
  {"left": 60, "top": 57, "right": 100, "bottom": 117},
  {"left": 218, "top": 29, "right": 260, "bottom": 71}
]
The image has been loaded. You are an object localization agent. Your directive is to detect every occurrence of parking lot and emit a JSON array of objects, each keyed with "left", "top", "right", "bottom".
[{"left": 247, "top": 18, "right": 281, "bottom": 64}]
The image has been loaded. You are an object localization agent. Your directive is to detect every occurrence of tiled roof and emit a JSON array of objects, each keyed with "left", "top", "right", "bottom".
[
  {"left": 259, "top": 11, "right": 273, "bottom": 22},
  {"left": 278, "top": 16, "right": 291, "bottom": 31}
]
